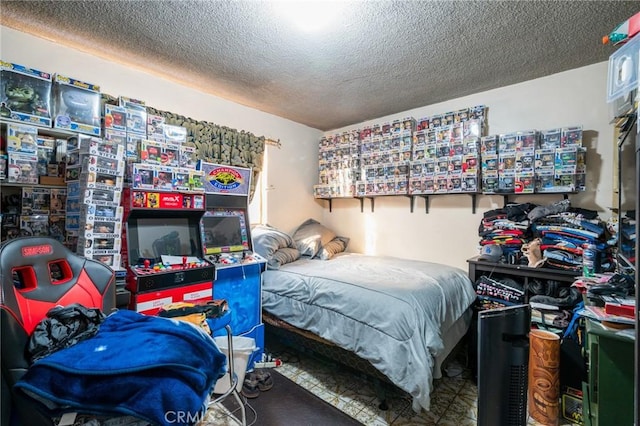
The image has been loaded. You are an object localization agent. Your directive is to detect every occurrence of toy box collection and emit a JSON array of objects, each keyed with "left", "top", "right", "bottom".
[
  {"left": 314, "top": 104, "right": 587, "bottom": 198},
  {"left": 0, "top": 62, "right": 206, "bottom": 271}
]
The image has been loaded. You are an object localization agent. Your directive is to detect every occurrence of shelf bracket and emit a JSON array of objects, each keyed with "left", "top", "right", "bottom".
[
  {"left": 471, "top": 194, "right": 477, "bottom": 214},
  {"left": 423, "top": 195, "right": 430, "bottom": 214},
  {"left": 328, "top": 198, "right": 332, "bottom": 212},
  {"left": 408, "top": 195, "right": 415, "bottom": 213}
]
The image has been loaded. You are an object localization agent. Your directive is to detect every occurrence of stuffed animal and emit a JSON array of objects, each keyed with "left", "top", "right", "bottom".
[{"left": 521, "top": 237, "right": 545, "bottom": 268}]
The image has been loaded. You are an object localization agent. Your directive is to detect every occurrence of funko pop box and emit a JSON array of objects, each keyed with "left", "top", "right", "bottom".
[
  {"left": 0, "top": 61, "right": 53, "bottom": 127},
  {"left": 52, "top": 74, "right": 101, "bottom": 136}
]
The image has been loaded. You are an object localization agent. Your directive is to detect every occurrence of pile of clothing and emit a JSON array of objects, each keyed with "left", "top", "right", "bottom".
[
  {"left": 478, "top": 199, "right": 614, "bottom": 273},
  {"left": 478, "top": 204, "right": 532, "bottom": 263}
]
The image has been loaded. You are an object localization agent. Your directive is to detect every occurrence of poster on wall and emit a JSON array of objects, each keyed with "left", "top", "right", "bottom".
[{"left": 197, "top": 161, "right": 252, "bottom": 196}]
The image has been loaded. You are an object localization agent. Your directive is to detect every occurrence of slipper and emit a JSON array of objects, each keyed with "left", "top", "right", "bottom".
[
  {"left": 241, "top": 377, "right": 260, "bottom": 399},
  {"left": 252, "top": 369, "right": 274, "bottom": 392}
]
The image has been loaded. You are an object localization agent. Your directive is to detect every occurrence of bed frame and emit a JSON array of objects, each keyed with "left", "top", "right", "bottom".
[{"left": 262, "top": 309, "right": 472, "bottom": 410}]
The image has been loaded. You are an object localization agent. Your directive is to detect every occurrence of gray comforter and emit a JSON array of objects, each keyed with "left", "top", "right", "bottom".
[{"left": 261, "top": 253, "right": 477, "bottom": 412}]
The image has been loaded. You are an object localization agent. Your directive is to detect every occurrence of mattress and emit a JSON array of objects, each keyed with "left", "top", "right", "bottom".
[{"left": 261, "top": 252, "right": 477, "bottom": 412}]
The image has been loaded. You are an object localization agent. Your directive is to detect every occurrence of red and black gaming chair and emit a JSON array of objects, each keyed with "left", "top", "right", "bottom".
[{"left": 0, "top": 237, "right": 116, "bottom": 425}]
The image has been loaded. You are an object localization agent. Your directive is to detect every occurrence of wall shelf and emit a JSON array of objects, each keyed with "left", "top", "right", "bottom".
[{"left": 318, "top": 192, "right": 576, "bottom": 214}]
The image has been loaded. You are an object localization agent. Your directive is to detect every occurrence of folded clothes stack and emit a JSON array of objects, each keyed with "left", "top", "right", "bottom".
[
  {"left": 531, "top": 211, "right": 611, "bottom": 273},
  {"left": 476, "top": 199, "right": 615, "bottom": 274},
  {"left": 478, "top": 206, "right": 532, "bottom": 263}
]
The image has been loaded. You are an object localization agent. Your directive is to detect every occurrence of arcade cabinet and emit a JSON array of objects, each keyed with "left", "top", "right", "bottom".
[
  {"left": 121, "top": 189, "right": 215, "bottom": 314},
  {"left": 198, "top": 162, "right": 266, "bottom": 369}
]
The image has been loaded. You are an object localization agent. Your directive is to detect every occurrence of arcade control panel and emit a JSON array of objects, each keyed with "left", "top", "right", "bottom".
[
  {"left": 206, "top": 251, "right": 266, "bottom": 268},
  {"left": 128, "top": 257, "right": 215, "bottom": 293}
]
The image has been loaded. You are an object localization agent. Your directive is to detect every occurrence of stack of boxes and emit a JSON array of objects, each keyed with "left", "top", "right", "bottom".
[
  {"left": 314, "top": 108, "right": 487, "bottom": 199},
  {"left": 315, "top": 129, "right": 360, "bottom": 198},
  {"left": 358, "top": 118, "right": 414, "bottom": 196},
  {"left": 65, "top": 134, "right": 125, "bottom": 268},
  {"left": 410, "top": 106, "right": 485, "bottom": 195},
  {"left": 481, "top": 126, "right": 586, "bottom": 194},
  {"left": 5, "top": 123, "right": 38, "bottom": 184},
  {"left": 130, "top": 116, "right": 203, "bottom": 193},
  {"left": 539, "top": 126, "right": 586, "bottom": 193}
]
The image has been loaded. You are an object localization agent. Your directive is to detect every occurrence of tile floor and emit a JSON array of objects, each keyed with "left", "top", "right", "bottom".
[
  {"left": 253, "top": 340, "right": 575, "bottom": 426},
  {"left": 204, "top": 340, "right": 576, "bottom": 425}
]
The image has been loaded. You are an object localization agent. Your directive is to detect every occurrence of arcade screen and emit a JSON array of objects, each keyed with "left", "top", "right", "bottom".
[
  {"left": 127, "top": 217, "right": 201, "bottom": 264},
  {"left": 201, "top": 209, "right": 249, "bottom": 254}
]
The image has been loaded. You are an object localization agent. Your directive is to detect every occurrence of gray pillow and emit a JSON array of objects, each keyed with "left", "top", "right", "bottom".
[
  {"left": 252, "top": 224, "right": 296, "bottom": 260},
  {"left": 292, "top": 219, "right": 336, "bottom": 257},
  {"left": 318, "top": 236, "right": 350, "bottom": 260},
  {"left": 267, "top": 247, "right": 301, "bottom": 269}
]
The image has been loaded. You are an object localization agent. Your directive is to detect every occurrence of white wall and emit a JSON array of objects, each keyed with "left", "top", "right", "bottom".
[
  {"left": 1, "top": 27, "right": 617, "bottom": 271},
  {"left": 0, "top": 26, "right": 324, "bottom": 234},
  {"left": 322, "top": 63, "right": 615, "bottom": 270}
]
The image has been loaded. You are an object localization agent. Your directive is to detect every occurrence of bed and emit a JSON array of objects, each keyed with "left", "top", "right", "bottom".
[{"left": 253, "top": 221, "right": 477, "bottom": 413}]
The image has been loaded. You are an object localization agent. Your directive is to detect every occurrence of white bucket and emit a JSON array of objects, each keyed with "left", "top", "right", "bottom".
[{"left": 213, "top": 336, "right": 256, "bottom": 394}]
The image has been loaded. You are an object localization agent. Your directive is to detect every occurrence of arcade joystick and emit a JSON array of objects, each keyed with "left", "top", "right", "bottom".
[
  {"left": 143, "top": 259, "right": 151, "bottom": 270},
  {"left": 182, "top": 256, "right": 187, "bottom": 269}
]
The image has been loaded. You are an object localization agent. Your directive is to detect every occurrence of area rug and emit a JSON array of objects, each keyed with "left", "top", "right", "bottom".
[{"left": 244, "top": 370, "right": 362, "bottom": 425}]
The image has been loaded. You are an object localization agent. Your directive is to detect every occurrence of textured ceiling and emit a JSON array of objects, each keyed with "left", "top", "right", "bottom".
[{"left": 1, "top": 1, "right": 638, "bottom": 131}]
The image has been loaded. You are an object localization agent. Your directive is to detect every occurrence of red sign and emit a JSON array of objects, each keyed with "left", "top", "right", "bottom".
[
  {"left": 21, "top": 244, "right": 53, "bottom": 257},
  {"left": 158, "top": 193, "right": 184, "bottom": 208}
]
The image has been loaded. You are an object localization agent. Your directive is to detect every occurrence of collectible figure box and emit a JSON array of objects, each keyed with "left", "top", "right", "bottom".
[
  {"left": 132, "top": 163, "right": 155, "bottom": 190},
  {"left": 6, "top": 122, "right": 38, "bottom": 153},
  {"left": 139, "top": 139, "right": 164, "bottom": 164},
  {"left": 22, "top": 187, "right": 50, "bottom": 215},
  {"left": 540, "top": 128, "right": 562, "bottom": 149},
  {"left": 7, "top": 152, "right": 38, "bottom": 184},
  {"left": 163, "top": 124, "right": 187, "bottom": 144},
  {"left": 64, "top": 165, "right": 81, "bottom": 183},
  {"left": 83, "top": 219, "right": 122, "bottom": 238},
  {"left": 79, "top": 236, "right": 122, "bottom": 257},
  {"left": 0, "top": 61, "right": 52, "bottom": 127},
  {"left": 49, "top": 215, "right": 66, "bottom": 242},
  {"left": 119, "top": 96, "right": 145, "bottom": 111},
  {"left": 103, "top": 104, "right": 127, "bottom": 131},
  {"left": 179, "top": 145, "right": 197, "bottom": 169},
  {"left": 84, "top": 154, "right": 125, "bottom": 176},
  {"left": 515, "top": 172, "right": 535, "bottom": 194},
  {"left": 82, "top": 171, "right": 124, "bottom": 190},
  {"left": 83, "top": 188, "right": 122, "bottom": 206},
  {"left": 561, "top": 126, "right": 583, "bottom": 147},
  {"left": 517, "top": 130, "right": 539, "bottom": 150},
  {"left": 36, "top": 135, "right": 55, "bottom": 176},
  {"left": 462, "top": 173, "right": 478, "bottom": 192},
  {"left": 147, "top": 114, "right": 165, "bottom": 141},
  {"left": 481, "top": 135, "right": 497, "bottom": 154},
  {"left": 50, "top": 188, "right": 66, "bottom": 215},
  {"left": 81, "top": 204, "right": 124, "bottom": 222},
  {"left": 126, "top": 107, "right": 147, "bottom": 136},
  {"left": 52, "top": 74, "right": 101, "bottom": 135},
  {"left": 20, "top": 215, "right": 49, "bottom": 237}
]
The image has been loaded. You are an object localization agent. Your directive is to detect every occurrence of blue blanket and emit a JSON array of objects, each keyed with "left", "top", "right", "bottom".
[{"left": 15, "top": 309, "right": 227, "bottom": 425}]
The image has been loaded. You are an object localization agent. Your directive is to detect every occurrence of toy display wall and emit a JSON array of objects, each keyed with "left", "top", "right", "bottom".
[{"left": 0, "top": 60, "right": 267, "bottom": 255}]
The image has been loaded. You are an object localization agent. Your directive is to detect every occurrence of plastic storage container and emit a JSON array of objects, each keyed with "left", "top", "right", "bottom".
[
  {"left": 213, "top": 336, "right": 256, "bottom": 394},
  {"left": 607, "top": 33, "right": 640, "bottom": 104}
]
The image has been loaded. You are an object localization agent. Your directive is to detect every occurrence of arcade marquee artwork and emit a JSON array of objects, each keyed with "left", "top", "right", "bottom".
[{"left": 198, "top": 161, "right": 252, "bottom": 196}]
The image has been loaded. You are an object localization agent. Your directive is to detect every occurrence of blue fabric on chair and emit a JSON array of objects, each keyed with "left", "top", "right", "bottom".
[{"left": 15, "top": 310, "right": 227, "bottom": 426}]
